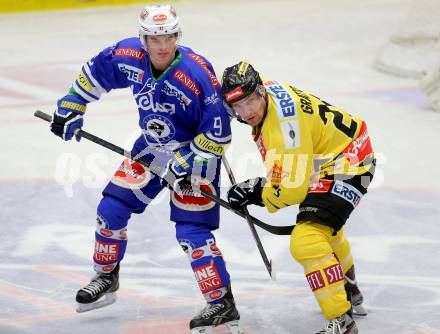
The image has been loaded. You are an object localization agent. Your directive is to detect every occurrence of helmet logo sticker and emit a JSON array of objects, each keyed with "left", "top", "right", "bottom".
[
  {"left": 224, "top": 87, "right": 244, "bottom": 102},
  {"left": 138, "top": 4, "right": 181, "bottom": 39},
  {"left": 140, "top": 9, "right": 148, "bottom": 20},
  {"left": 238, "top": 62, "right": 250, "bottom": 76},
  {"left": 153, "top": 14, "right": 168, "bottom": 23}
]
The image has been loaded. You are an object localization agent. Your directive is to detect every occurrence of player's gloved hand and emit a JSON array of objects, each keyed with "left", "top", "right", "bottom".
[
  {"left": 161, "top": 146, "right": 199, "bottom": 193},
  {"left": 51, "top": 93, "right": 87, "bottom": 141},
  {"left": 227, "top": 177, "right": 266, "bottom": 211}
]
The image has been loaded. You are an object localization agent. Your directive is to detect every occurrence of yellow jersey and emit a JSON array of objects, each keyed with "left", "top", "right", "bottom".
[{"left": 253, "top": 80, "right": 374, "bottom": 213}]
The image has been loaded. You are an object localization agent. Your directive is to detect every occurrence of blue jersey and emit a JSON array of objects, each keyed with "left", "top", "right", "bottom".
[{"left": 72, "top": 37, "right": 231, "bottom": 159}]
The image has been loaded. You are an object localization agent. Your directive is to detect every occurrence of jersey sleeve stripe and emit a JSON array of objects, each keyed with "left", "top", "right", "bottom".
[
  {"left": 73, "top": 82, "right": 98, "bottom": 101},
  {"left": 205, "top": 131, "right": 232, "bottom": 144},
  {"left": 83, "top": 62, "right": 107, "bottom": 95},
  {"left": 190, "top": 142, "right": 217, "bottom": 160},
  {"left": 73, "top": 81, "right": 99, "bottom": 102}
]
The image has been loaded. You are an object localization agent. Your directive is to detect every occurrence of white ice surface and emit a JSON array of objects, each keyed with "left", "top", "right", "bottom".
[{"left": 1, "top": 1, "right": 440, "bottom": 333}]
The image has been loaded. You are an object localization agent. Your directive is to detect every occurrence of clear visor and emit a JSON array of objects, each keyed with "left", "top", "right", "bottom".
[
  {"left": 142, "top": 33, "right": 178, "bottom": 48},
  {"left": 223, "top": 85, "right": 265, "bottom": 123}
]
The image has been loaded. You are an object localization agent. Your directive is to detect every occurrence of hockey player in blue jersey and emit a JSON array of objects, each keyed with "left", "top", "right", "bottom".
[{"left": 49, "top": 4, "right": 242, "bottom": 334}]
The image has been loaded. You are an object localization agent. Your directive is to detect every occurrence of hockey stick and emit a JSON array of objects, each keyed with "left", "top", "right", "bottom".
[
  {"left": 222, "top": 157, "right": 276, "bottom": 280},
  {"left": 34, "top": 110, "right": 294, "bottom": 236}
]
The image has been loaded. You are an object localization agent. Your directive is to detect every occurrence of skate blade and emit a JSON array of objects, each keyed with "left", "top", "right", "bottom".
[
  {"left": 225, "top": 320, "right": 244, "bottom": 334},
  {"left": 352, "top": 303, "right": 367, "bottom": 317},
  {"left": 191, "top": 320, "right": 243, "bottom": 334},
  {"left": 76, "top": 292, "right": 117, "bottom": 313}
]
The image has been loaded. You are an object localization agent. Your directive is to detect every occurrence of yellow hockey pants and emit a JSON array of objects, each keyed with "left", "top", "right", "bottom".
[{"left": 290, "top": 221, "right": 354, "bottom": 320}]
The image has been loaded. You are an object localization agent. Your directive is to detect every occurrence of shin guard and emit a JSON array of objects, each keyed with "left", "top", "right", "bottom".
[
  {"left": 176, "top": 222, "right": 230, "bottom": 303},
  {"left": 94, "top": 196, "right": 131, "bottom": 273}
]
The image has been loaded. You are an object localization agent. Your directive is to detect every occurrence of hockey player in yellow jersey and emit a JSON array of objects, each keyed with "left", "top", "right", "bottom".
[{"left": 221, "top": 62, "right": 376, "bottom": 334}]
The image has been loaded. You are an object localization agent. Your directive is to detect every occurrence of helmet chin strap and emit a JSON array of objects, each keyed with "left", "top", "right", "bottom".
[
  {"left": 235, "top": 114, "right": 248, "bottom": 124},
  {"left": 139, "top": 34, "right": 147, "bottom": 51},
  {"left": 261, "top": 91, "right": 269, "bottom": 124}
]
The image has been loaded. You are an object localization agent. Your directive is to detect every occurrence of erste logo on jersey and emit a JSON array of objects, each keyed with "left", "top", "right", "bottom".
[
  {"left": 118, "top": 64, "right": 144, "bottom": 84},
  {"left": 331, "top": 181, "right": 363, "bottom": 207},
  {"left": 162, "top": 80, "right": 192, "bottom": 107},
  {"left": 265, "top": 81, "right": 296, "bottom": 118},
  {"left": 142, "top": 114, "right": 176, "bottom": 144}
]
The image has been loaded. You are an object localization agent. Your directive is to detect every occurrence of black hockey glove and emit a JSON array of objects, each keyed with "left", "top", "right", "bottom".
[
  {"left": 227, "top": 177, "right": 266, "bottom": 211},
  {"left": 160, "top": 146, "right": 201, "bottom": 194},
  {"left": 51, "top": 93, "right": 87, "bottom": 141}
]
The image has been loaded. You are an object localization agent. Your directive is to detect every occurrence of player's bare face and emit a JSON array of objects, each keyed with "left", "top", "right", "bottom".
[
  {"left": 231, "top": 93, "right": 266, "bottom": 126},
  {"left": 145, "top": 34, "right": 178, "bottom": 71}
]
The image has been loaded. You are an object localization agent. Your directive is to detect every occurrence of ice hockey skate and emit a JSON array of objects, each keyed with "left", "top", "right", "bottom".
[
  {"left": 316, "top": 312, "right": 358, "bottom": 334},
  {"left": 345, "top": 265, "right": 367, "bottom": 317},
  {"left": 75, "top": 263, "right": 119, "bottom": 313},
  {"left": 350, "top": 289, "right": 367, "bottom": 317},
  {"left": 190, "top": 289, "right": 243, "bottom": 334}
]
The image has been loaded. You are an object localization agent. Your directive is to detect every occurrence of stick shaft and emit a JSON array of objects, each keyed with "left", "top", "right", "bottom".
[
  {"left": 34, "top": 110, "right": 294, "bottom": 235},
  {"left": 222, "top": 156, "right": 274, "bottom": 279}
]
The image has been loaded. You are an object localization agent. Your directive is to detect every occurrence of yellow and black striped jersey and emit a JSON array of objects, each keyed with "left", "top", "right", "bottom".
[{"left": 253, "top": 80, "right": 374, "bottom": 213}]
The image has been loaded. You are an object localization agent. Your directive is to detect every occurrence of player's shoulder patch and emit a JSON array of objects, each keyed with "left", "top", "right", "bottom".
[
  {"left": 264, "top": 80, "right": 297, "bottom": 119},
  {"left": 186, "top": 53, "right": 219, "bottom": 89},
  {"left": 112, "top": 37, "right": 145, "bottom": 61},
  {"left": 177, "top": 49, "right": 219, "bottom": 91},
  {"left": 172, "top": 68, "right": 202, "bottom": 96}
]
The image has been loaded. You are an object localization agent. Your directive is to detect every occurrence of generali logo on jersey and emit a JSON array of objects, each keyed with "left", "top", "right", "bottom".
[
  {"left": 94, "top": 240, "right": 119, "bottom": 263},
  {"left": 188, "top": 53, "right": 220, "bottom": 88},
  {"left": 173, "top": 70, "right": 201, "bottom": 96},
  {"left": 114, "top": 48, "right": 144, "bottom": 60},
  {"left": 193, "top": 263, "right": 222, "bottom": 293}
]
